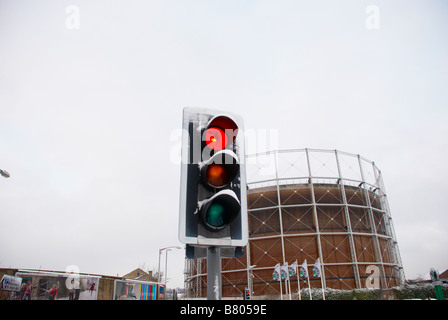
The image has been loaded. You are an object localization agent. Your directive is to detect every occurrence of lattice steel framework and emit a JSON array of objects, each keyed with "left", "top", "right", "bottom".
[{"left": 184, "top": 149, "right": 405, "bottom": 298}]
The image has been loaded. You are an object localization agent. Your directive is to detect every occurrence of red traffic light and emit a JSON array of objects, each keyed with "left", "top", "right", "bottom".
[
  {"left": 205, "top": 127, "right": 227, "bottom": 151},
  {"left": 204, "top": 115, "right": 238, "bottom": 151}
]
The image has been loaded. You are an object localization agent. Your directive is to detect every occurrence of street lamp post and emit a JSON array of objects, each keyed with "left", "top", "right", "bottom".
[
  {"left": 157, "top": 246, "right": 182, "bottom": 299},
  {"left": 0, "top": 169, "right": 10, "bottom": 178}
]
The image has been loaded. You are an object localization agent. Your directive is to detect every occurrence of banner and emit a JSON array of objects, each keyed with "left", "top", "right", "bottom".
[
  {"left": 15, "top": 272, "right": 99, "bottom": 300},
  {"left": 272, "top": 263, "right": 281, "bottom": 281},
  {"left": 313, "top": 258, "right": 321, "bottom": 278},
  {"left": 299, "top": 260, "right": 308, "bottom": 278},
  {"left": 288, "top": 261, "right": 297, "bottom": 278},
  {"left": 281, "top": 263, "right": 289, "bottom": 280},
  {"left": 114, "top": 280, "right": 159, "bottom": 300},
  {"left": 0, "top": 275, "right": 22, "bottom": 292}
]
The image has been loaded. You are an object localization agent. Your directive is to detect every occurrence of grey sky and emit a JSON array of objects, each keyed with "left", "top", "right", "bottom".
[{"left": 1, "top": 0, "right": 447, "bottom": 288}]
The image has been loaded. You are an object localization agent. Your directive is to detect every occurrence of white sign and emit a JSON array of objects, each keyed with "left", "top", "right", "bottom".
[{"left": 0, "top": 275, "right": 23, "bottom": 292}]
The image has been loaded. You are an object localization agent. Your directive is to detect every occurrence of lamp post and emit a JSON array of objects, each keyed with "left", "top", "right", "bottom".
[
  {"left": 157, "top": 246, "right": 182, "bottom": 299},
  {"left": 0, "top": 169, "right": 10, "bottom": 178}
]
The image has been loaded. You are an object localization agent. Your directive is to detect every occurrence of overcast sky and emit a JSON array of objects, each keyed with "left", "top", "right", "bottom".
[{"left": 1, "top": 0, "right": 447, "bottom": 289}]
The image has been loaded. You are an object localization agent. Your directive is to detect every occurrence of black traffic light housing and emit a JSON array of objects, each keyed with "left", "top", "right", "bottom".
[
  {"left": 179, "top": 107, "right": 248, "bottom": 252},
  {"left": 244, "top": 288, "right": 251, "bottom": 300}
]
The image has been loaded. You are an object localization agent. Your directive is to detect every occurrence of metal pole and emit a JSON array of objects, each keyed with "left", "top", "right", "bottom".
[
  {"left": 287, "top": 273, "right": 292, "bottom": 300},
  {"left": 280, "top": 272, "right": 283, "bottom": 300},
  {"left": 157, "top": 249, "right": 162, "bottom": 298},
  {"left": 305, "top": 148, "right": 327, "bottom": 294},
  {"left": 296, "top": 261, "right": 302, "bottom": 300},
  {"left": 246, "top": 244, "right": 253, "bottom": 298},
  {"left": 0, "top": 169, "right": 10, "bottom": 178},
  {"left": 164, "top": 249, "right": 170, "bottom": 297},
  {"left": 273, "top": 150, "right": 288, "bottom": 300},
  {"left": 157, "top": 249, "right": 162, "bottom": 282},
  {"left": 158, "top": 246, "right": 181, "bottom": 299},
  {"left": 207, "top": 246, "right": 222, "bottom": 300},
  {"left": 358, "top": 155, "right": 387, "bottom": 289},
  {"left": 334, "top": 150, "right": 361, "bottom": 289},
  {"left": 248, "top": 265, "right": 255, "bottom": 300}
]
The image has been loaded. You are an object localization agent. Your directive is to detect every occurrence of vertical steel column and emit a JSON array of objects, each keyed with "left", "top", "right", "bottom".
[
  {"left": 335, "top": 150, "right": 361, "bottom": 289},
  {"left": 274, "top": 150, "right": 287, "bottom": 299},
  {"left": 183, "top": 259, "right": 188, "bottom": 298},
  {"left": 247, "top": 267, "right": 254, "bottom": 300},
  {"left": 184, "top": 259, "right": 191, "bottom": 298},
  {"left": 246, "top": 234, "right": 253, "bottom": 297},
  {"left": 374, "top": 166, "right": 405, "bottom": 286},
  {"left": 305, "top": 148, "right": 326, "bottom": 291},
  {"left": 358, "top": 155, "right": 387, "bottom": 289},
  {"left": 197, "top": 259, "right": 202, "bottom": 298}
]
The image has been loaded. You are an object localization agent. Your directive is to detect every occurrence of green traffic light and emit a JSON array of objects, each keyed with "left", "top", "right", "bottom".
[
  {"left": 206, "top": 202, "right": 225, "bottom": 228},
  {"left": 200, "top": 189, "right": 241, "bottom": 231}
]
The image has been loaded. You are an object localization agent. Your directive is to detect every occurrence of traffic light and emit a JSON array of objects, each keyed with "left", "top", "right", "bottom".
[
  {"left": 244, "top": 288, "right": 251, "bottom": 300},
  {"left": 179, "top": 107, "right": 248, "bottom": 251}
]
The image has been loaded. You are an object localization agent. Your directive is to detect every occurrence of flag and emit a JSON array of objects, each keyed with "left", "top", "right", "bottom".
[
  {"left": 313, "top": 258, "right": 321, "bottom": 278},
  {"left": 272, "top": 263, "right": 281, "bottom": 281},
  {"left": 289, "top": 261, "right": 297, "bottom": 278},
  {"left": 299, "top": 260, "right": 308, "bottom": 278},
  {"left": 281, "top": 263, "right": 289, "bottom": 280}
]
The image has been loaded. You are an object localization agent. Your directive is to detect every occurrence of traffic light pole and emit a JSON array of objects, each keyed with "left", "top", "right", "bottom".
[{"left": 207, "top": 246, "right": 222, "bottom": 300}]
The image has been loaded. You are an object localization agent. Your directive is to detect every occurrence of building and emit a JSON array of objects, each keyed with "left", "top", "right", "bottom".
[
  {"left": 439, "top": 269, "right": 448, "bottom": 283},
  {"left": 184, "top": 148, "right": 405, "bottom": 299},
  {"left": 0, "top": 267, "right": 163, "bottom": 300},
  {"left": 122, "top": 268, "right": 158, "bottom": 282}
]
